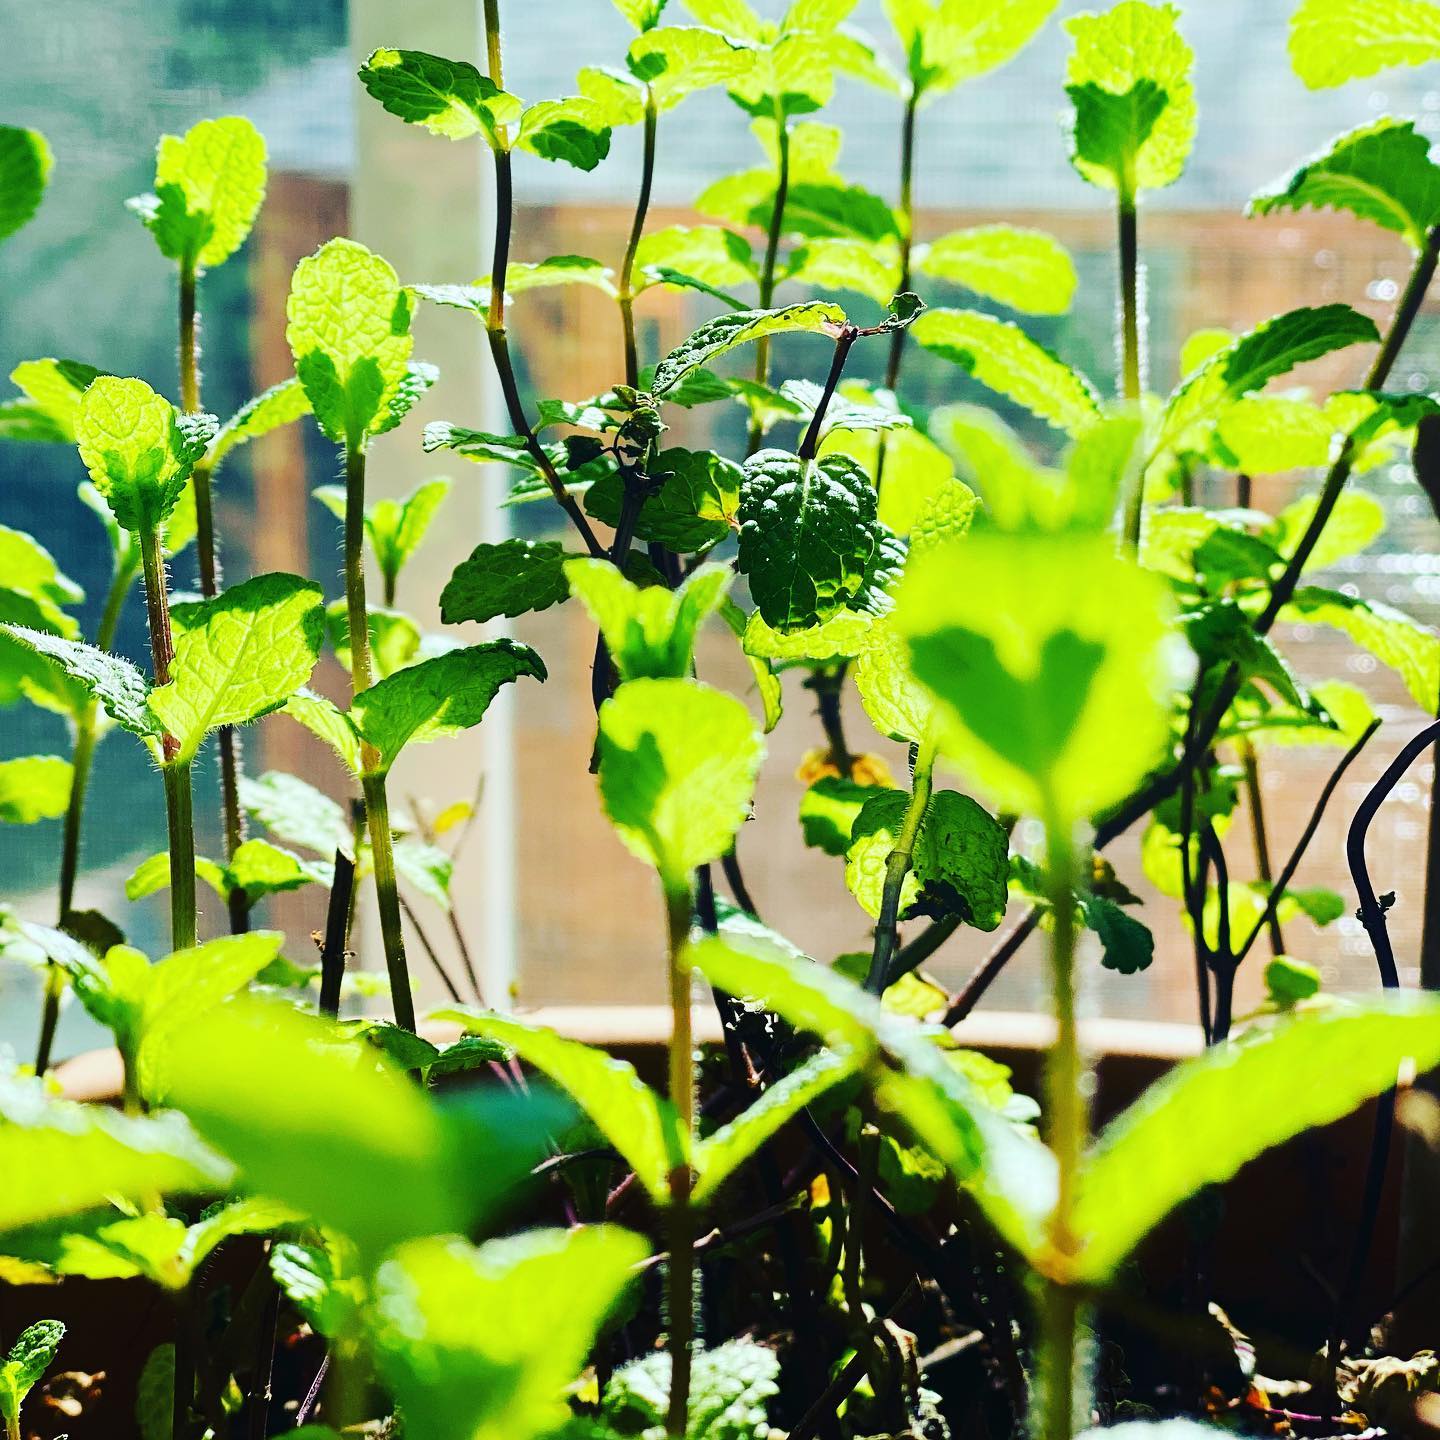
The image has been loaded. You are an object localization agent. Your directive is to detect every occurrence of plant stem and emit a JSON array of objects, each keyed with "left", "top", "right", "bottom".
[
  {"left": 1036, "top": 802, "right": 1084, "bottom": 1440},
  {"left": 344, "top": 445, "right": 374, "bottom": 695},
  {"left": 318, "top": 846, "right": 355, "bottom": 1017},
  {"left": 864, "top": 736, "right": 936, "bottom": 993},
  {"left": 664, "top": 881, "right": 696, "bottom": 1438},
  {"left": 179, "top": 254, "right": 248, "bottom": 934},
  {"left": 1240, "top": 739, "right": 1284, "bottom": 954},
  {"left": 341, "top": 441, "right": 415, "bottom": 1030},
  {"left": 162, "top": 762, "right": 197, "bottom": 951},
  {"left": 747, "top": 111, "right": 791, "bottom": 455},
  {"left": 799, "top": 327, "right": 858, "bottom": 462},
  {"left": 480, "top": 2, "right": 603, "bottom": 557},
  {"left": 1118, "top": 184, "right": 1145, "bottom": 551},
  {"left": 138, "top": 522, "right": 197, "bottom": 950},
  {"left": 618, "top": 88, "right": 658, "bottom": 391},
  {"left": 884, "top": 86, "right": 919, "bottom": 393},
  {"left": 361, "top": 770, "right": 416, "bottom": 1032}
]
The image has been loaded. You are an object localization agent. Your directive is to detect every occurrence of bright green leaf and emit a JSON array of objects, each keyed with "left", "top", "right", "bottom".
[
  {"left": 0, "top": 755, "right": 71, "bottom": 824},
  {"left": 912, "top": 309, "right": 1102, "bottom": 435},
  {"left": 1289, "top": 0, "right": 1440, "bottom": 88},
  {"left": 1249, "top": 117, "right": 1440, "bottom": 250},
  {"left": 349, "top": 640, "right": 545, "bottom": 773},
  {"left": 358, "top": 48, "right": 522, "bottom": 145},
  {"left": 917, "top": 225, "right": 1077, "bottom": 314},
  {"left": 436, "top": 1011, "right": 680, "bottom": 1201},
  {"left": 75, "top": 377, "right": 212, "bottom": 536},
  {"left": 150, "top": 573, "right": 325, "bottom": 763},
  {"left": 132, "top": 116, "right": 266, "bottom": 267},
  {"left": 1072, "top": 996, "right": 1440, "bottom": 1280},
  {"left": 371, "top": 1227, "right": 646, "bottom": 1440},
  {"left": 286, "top": 238, "right": 415, "bottom": 445},
  {"left": 895, "top": 529, "right": 1182, "bottom": 820},
  {"left": 1064, "top": 1, "right": 1196, "bottom": 192},
  {"left": 651, "top": 302, "right": 845, "bottom": 395},
  {"left": 597, "top": 677, "right": 763, "bottom": 887}
]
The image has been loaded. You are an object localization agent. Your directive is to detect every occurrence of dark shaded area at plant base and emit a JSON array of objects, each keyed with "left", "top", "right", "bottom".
[{"left": 0, "top": 1028, "right": 1405, "bottom": 1439}]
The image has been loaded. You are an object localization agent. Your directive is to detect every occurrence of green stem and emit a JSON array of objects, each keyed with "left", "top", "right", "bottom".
[
  {"left": 1036, "top": 803, "right": 1085, "bottom": 1440},
  {"left": 747, "top": 111, "right": 791, "bottom": 455},
  {"left": 362, "top": 770, "right": 416, "bottom": 1033},
  {"left": 863, "top": 735, "right": 936, "bottom": 993},
  {"left": 618, "top": 88, "right": 659, "bottom": 391},
  {"left": 1239, "top": 739, "right": 1285, "bottom": 956},
  {"left": 341, "top": 440, "right": 414, "bottom": 1030},
  {"left": 344, "top": 444, "right": 374, "bottom": 695},
  {"left": 6, "top": 1410, "right": 19, "bottom": 1440},
  {"left": 36, "top": 558, "right": 134, "bottom": 1075},
  {"left": 664, "top": 881, "right": 696, "bottom": 1438},
  {"left": 139, "top": 523, "right": 197, "bottom": 949},
  {"left": 163, "top": 762, "right": 197, "bottom": 951},
  {"left": 883, "top": 85, "right": 919, "bottom": 394}
]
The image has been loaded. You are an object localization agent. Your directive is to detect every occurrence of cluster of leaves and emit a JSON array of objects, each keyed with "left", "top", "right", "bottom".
[{"left": 6, "top": 2, "right": 1440, "bottom": 1440}]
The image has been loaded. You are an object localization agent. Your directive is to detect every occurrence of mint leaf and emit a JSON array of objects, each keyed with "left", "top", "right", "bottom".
[
  {"left": 319, "top": 476, "right": 451, "bottom": 596},
  {"left": 854, "top": 617, "right": 935, "bottom": 744},
  {"left": 585, "top": 447, "right": 741, "bottom": 553},
  {"left": 350, "top": 640, "right": 546, "bottom": 773},
  {"left": 517, "top": 98, "right": 612, "bottom": 170},
  {"left": 286, "top": 238, "right": 415, "bottom": 445},
  {"left": 371, "top": 1228, "right": 646, "bottom": 1440},
  {"left": 1083, "top": 894, "right": 1154, "bottom": 974},
  {"left": 1, "top": 627, "right": 159, "bottom": 739},
  {"left": 597, "top": 677, "right": 763, "bottom": 886},
  {"left": 627, "top": 25, "right": 751, "bottom": 108},
  {"left": 75, "top": 377, "right": 212, "bottom": 535},
  {"left": 131, "top": 117, "right": 266, "bottom": 268},
  {"left": 1073, "top": 996, "right": 1440, "bottom": 1279},
  {"left": 916, "top": 225, "right": 1076, "bottom": 315},
  {"left": 0, "top": 357, "right": 103, "bottom": 444},
  {"left": 565, "top": 559, "right": 731, "bottom": 680},
  {"left": 886, "top": 0, "right": 1060, "bottom": 93},
  {"left": 161, "top": 996, "right": 561, "bottom": 1259},
  {"left": 1249, "top": 117, "right": 1440, "bottom": 250},
  {"left": 1064, "top": 1, "right": 1196, "bottom": 191},
  {"left": 0, "top": 1320, "right": 64, "bottom": 1429},
  {"left": 895, "top": 529, "right": 1181, "bottom": 821},
  {"left": 652, "top": 302, "right": 845, "bottom": 395},
  {"left": 358, "top": 48, "right": 522, "bottom": 145},
  {"left": 0, "top": 1077, "right": 229, "bottom": 1234},
  {"left": 210, "top": 378, "right": 310, "bottom": 465},
  {"left": 475, "top": 254, "right": 619, "bottom": 299},
  {"left": 692, "top": 1049, "right": 860, "bottom": 1197},
  {"left": 441, "top": 539, "right": 572, "bottom": 624},
  {"left": 635, "top": 224, "right": 757, "bottom": 292},
  {"left": 240, "top": 770, "right": 351, "bottom": 857},
  {"left": 913, "top": 309, "right": 1101, "bottom": 435},
  {"left": 0, "top": 126, "right": 52, "bottom": 243},
  {"left": 1160, "top": 304, "right": 1380, "bottom": 450},
  {"left": 283, "top": 691, "right": 364, "bottom": 777},
  {"left": 1290, "top": 0, "right": 1440, "bottom": 87},
  {"left": 738, "top": 449, "right": 877, "bottom": 630},
  {"left": 0, "top": 755, "right": 72, "bottom": 824},
  {"left": 150, "top": 573, "right": 325, "bottom": 763},
  {"left": 1282, "top": 586, "right": 1440, "bottom": 709},
  {"left": 845, "top": 787, "right": 1009, "bottom": 929},
  {"left": 436, "top": 1011, "right": 680, "bottom": 1201}
]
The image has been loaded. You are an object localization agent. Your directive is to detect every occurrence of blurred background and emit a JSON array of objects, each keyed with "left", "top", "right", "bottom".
[{"left": 4, "top": 0, "right": 1440, "bottom": 1060}]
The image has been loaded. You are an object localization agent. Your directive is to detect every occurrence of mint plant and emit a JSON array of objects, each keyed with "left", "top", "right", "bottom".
[{"left": 6, "top": 1, "right": 1440, "bottom": 1438}]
